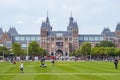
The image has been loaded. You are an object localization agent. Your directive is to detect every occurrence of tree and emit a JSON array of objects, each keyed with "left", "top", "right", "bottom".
[
  {"left": 12, "top": 42, "right": 23, "bottom": 56},
  {"left": 96, "top": 41, "right": 115, "bottom": 47},
  {"left": 115, "top": 48, "right": 120, "bottom": 56},
  {"left": 91, "top": 47, "right": 99, "bottom": 56},
  {"left": 28, "top": 41, "right": 47, "bottom": 56},
  {"left": 80, "top": 42, "right": 91, "bottom": 55},
  {"left": 69, "top": 51, "right": 76, "bottom": 56},
  {"left": 0, "top": 46, "right": 9, "bottom": 57},
  {"left": 105, "top": 47, "right": 115, "bottom": 56},
  {"left": 39, "top": 47, "right": 46, "bottom": 56},
  {"left": 28, "top": 41, "right": 40, "bottom": 56},
  {"left": 75, "top": 48, "right": 81, "bottom": 56}
]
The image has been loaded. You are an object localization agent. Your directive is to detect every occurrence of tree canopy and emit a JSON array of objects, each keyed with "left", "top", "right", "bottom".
[
  {"left": 28, "top": 41, "right": 46, "bottom": 56},
  {"left": 12, "top": 42, "right": 23, "bottom": 56},
  {"left": 80, "top": 42, "right": 91, "bottom": 55},
  {"left": 96, "top": 41, "right": 115, "bottom": 47}
]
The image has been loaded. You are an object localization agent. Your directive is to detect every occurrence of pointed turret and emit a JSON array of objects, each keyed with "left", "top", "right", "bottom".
[
  {"left": 46, "top": 17, "right": 50, "bottom": 24},
  {"left": 67, "top": 13, "right": 78, "bottom": 32},
  {"left": 115, "top": 23, "right": 120, "bottom": 39},
  {"left": 8, "top": 27, "right": 18, "bottom": 35},
  {"left": 0, "top": 27, "right": 3, "bottom": 35},
  {"left": 69, "top": 12, "right": 74, "bottom": 26},
  {"left": 41, "top": 22, "right": 47, "bottom": 30},
  {"left": 46, "top": 11, "right": 50, "bottom": 24},
  {"left": 115, "top": 23, "right": 120, "bottom": 32}
]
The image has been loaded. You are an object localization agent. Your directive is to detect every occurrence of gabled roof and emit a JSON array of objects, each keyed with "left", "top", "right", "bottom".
[
  {"left": 104, "top": 32, "right": 115, "bottom": 37},
  {"left": 0, "top": 27, "right": 3, "bottom": 35},
  {"left": 41, "top": 22, "right": 47, "bottom": 29},
  {"left": 8, "top": 27, "right": 18, "bottom": 35},
  {"left": 115, "top": 23, "right": 120, "bottom": 31},
  {"left": 101, "top": 28, "right": 111, "bottom": 35}
]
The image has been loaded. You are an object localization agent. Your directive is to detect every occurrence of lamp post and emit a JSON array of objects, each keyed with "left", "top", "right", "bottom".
[{"left": 26, "top": 40, "right": 29, "bottom": 61}]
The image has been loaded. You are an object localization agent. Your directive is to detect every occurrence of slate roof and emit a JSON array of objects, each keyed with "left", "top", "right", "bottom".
[
  {"left": 0, "top": 28, "right": 3, "bottom": 34},
  {"left": 101, "top": 28, "right": 111, "bottom": 35},
  {"left": 104, "top": 32, "right": 115, "bottom": 37},
  {"left": 8, "top": 27, "right": 18, "bottom": 35},
  {"left": 115, "top": 23, "right": 120, "bottom": 31}
]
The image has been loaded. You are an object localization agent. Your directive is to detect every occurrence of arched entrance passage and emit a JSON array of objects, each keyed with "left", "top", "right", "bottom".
[{"left": 55, "top": 50, "right": 63, "bottom": 57}]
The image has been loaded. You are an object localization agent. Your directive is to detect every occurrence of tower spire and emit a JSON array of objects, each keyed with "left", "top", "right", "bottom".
[
  {"left": 69, "top": 11, "right": 73, "bottom": 24},
  {"left": 47, "top": 10, "right": 48, "bottom": 17},
  {"left": 71, "top": 11, "right": 72, "bottom": 17},
  {"left": 46, "top": 10, "right": 50, "bottom": 24}
]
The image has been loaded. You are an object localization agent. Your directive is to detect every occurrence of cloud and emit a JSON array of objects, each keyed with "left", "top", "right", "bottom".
[
  {"left": 62, "top": 5, "right": 81, "bottom": 11},
  {"left": 0, "top": 0, "right": 18, "bottom": 6},
  {"left": 35, "top": 17, "right": 46, "bottom": 24},
  {"left": 14, "top": 14, "right": 28, "bottom": 25},
  {"left": 35, "top": 17, "right": 56, "bottom": 24},
  {"left": 0, "top": 0, "right": 29, "bottom": 8},
  {"left": 16, "top": 20, "right": 24, "bottom": 24}
]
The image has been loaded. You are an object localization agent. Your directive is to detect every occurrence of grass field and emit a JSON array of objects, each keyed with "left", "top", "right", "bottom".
[{"left": 0, "top": 61, "right": 120, "bottom": 80}]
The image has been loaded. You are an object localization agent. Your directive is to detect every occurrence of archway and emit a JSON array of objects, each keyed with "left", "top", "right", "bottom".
[{"left": 55, "top": 50, "right": 63, "bottom": 57}]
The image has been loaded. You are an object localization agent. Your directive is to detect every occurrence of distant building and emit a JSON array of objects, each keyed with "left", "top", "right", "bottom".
[
  {"left": 40, "top": 15, "right": 79, "bottom": 55},
  {"left": 0, "top": 15, "right": 120, "bottom": 55}
]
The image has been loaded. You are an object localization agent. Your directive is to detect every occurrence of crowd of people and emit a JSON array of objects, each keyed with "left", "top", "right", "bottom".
[{"left": 6, "top": 56, "right": 119, "bottom": 73}]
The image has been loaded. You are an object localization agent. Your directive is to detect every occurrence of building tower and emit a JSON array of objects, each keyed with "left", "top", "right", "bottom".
[
  {"left": 40, "top": 14, "right": 52, "bottom": 50},
  {"left": 67, "top": 14, "right": 79, "bottom": 52},
  {"left": 115, "top": 23, "right": 120, "bottom": 47}
]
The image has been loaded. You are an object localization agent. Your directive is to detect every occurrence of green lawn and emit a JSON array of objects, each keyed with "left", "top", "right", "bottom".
[{"left": 0, "top": 61, "right": 120, "bottom": 80}]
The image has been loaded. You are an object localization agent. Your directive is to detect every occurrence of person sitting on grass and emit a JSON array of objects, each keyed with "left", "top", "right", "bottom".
[
  {"left": 51, "top": 60, "right": 55, "bottom": 66},
  {"left": 40, "top": 58, "right": 47, "bottom": 67}
]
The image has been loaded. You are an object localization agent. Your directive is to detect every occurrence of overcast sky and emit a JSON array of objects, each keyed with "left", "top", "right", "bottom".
[{"left": 0, "top": 0, "right": 120, "bottom": 34}]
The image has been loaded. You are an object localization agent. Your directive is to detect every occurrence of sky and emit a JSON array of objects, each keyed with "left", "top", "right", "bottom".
[{"left": 0, "top": 0, "right": 120, "bottom": 34}]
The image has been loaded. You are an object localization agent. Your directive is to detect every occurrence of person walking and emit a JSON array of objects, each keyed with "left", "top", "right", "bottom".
[
  {"left": 114, "top": 58, "right": 118, "bottom": 69},
  {"left": 20, "top": 62, "right": 24, "bottom": 73}
]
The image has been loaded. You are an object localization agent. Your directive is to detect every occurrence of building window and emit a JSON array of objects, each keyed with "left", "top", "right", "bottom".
[
  {"left": 20, "top": 36, "right": 25, "bottom": 41},
  {"left": 100, "top": 36, "right": 104, "bottom": 41},
  {"left": 21, "top": 44, "right": 27, "bottom": 48},
  {"left": 31, "top": 36, "right": 35, "bottom": 41},
  {"left": 36, "top": 37, "right": 40, "bottom": 41},
  {"left": 56, "top": 33, "right": 63, "bottom": 37},
  {"left": 89, "top": 36, "right": 94, "bottom": 41},
  {"left": 56, "top": 38, "right": 63, "bottom": 40},
  {"left": 15, "top": 36, "right": 20, "bottom": 41},
  {"left": 73, "top": 38, "right": 78, "bottom": 42},
  {"left": 26, "top": 37, "right": 30, "bottom": 41},
  {"left": 79, "top": 36, "right": 84, "bottom": 41},
  {"left": 84, "top": 36, "right": 89, "bottom": 41},
  {"left": 69, "top": 37, "right": 72, "bottom": 41},
  {"left": 51, "top": 38, "right": 54, "bottom": 41},
  {"left": 47, "top": 37, "right": 50, "bottom": 41},
  {"left": 94, "top": 36, "right": 99, "bottom": 41},
  {"left": 65, "top": 37, "right": 68, "bottom": 41}
]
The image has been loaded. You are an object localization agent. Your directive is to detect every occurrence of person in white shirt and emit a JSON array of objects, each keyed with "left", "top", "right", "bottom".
[{"left": 20, "top": 62, "right": 24, "bottom": 73}]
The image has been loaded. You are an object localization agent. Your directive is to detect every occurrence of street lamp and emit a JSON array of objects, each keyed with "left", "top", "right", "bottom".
[{"left": 26, "top": 40, "right": 29, "bottom": 61}]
